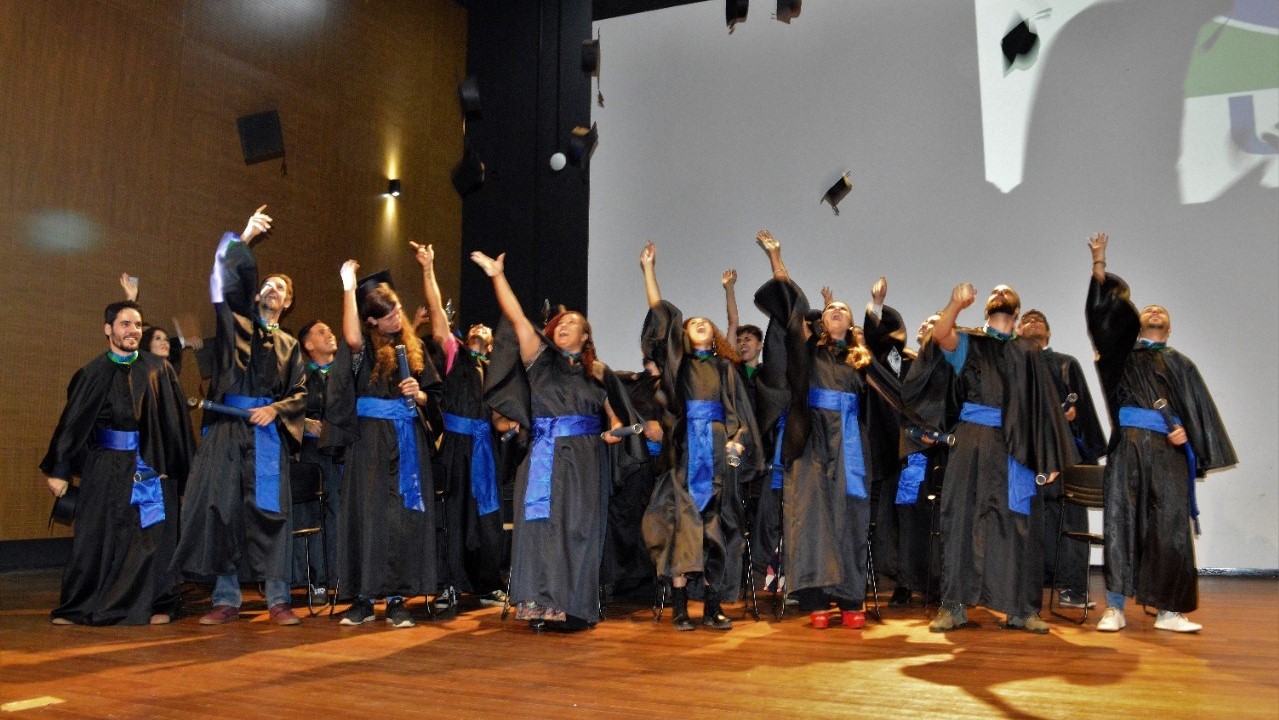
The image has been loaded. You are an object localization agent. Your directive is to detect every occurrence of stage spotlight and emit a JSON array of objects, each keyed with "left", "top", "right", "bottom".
[
  {"left": 821, "top": 173, "right": 852, "bottom": 215},
  {"left": 776, "top": 0, "right": 801, "bottom": 24},
  {"left": 726, "top": 0, "right": 748, "bottom": 31},
  {"left": 386, "top": 179, "right": 402, "bottom": 197},
  {"left": 566, "top": 123, "right": 598, "bottom": 168},
  {"left": 458, "top": 76, "right": 482, "bottom": 121}
]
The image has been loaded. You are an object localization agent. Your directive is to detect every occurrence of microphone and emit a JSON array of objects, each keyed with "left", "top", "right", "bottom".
[
  {"left": 188, "top": 397, "right": 253, "bottom": 420},
  {"left": 395, "top": 344, "right": 414, "bottom": 410},
  {"left": 906, "top": 425, "right": 956, "bottom": 448}
]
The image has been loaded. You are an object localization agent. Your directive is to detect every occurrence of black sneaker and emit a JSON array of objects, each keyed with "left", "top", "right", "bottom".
[
  {"left": 889, "top": 586, "right": 912, "bottom": 607},
  {"left": 386, "top": 598, "right": 415, "bottom": 628},
  {"left": 701, "top": 610, "right": 733, "bottom": 631},
  {"left": 672, "top": 612, "right": 695, "bottom": 631},
  {"left": 477, "top": 589, "right": 508, "bottom": 607},
  {"left": 1057, "top": 590, "right": 1096, "bottom": 609},
  {"left": 339, "top": 599, "right": 375, "bottom": 626}
]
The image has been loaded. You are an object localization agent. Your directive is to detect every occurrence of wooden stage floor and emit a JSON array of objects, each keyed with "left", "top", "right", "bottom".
[{"left": 2, "top": 571, "right": 1276, "bottom": 719}]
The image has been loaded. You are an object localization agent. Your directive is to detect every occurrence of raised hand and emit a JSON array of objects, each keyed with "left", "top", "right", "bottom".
[
  {"left": 412, "top": 305, "right": 428, "bottom": 331},
  {"left": 1088, "top": 232, "right": 1108, "bottom": 263},
  {"left": 821, "top": 286, "right": 835, "bottom": 307},
  {"left": 470, "top": 251, "right": 505, "bottom": 277},
  {"left": 951, "top": 282, "right": 976, "bottom": 310},
  {"left": 639, "top": 241, "right": 656, "bottom": 268},
  {"left": 410, "top": 241, "right": 433, "bottom": 270},
  {"left": 722, "top": 269, "right": 737, "bottom": 288},
  {"left": 241, "top": 205, "right": 272, "bottom": 244},
  {"left": 119, "top": 273, "right": 139, "bottom": 302},
  {"left": 340, "top": 259, "right": 360, "bottom": 291},
  {"left": 871, "top": 276, "right": 887, "bottom": 305},
  {"left": 755, "top": 229, "right": 779, "bottom": 254}
]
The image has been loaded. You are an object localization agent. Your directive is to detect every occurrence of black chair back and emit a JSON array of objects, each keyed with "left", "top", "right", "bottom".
[
  {"left": 290, "top": 461, "right": 324, "bottom": 505},
  {"left": 1060, "top": 464, "right": 1104, "bottom": 509}
]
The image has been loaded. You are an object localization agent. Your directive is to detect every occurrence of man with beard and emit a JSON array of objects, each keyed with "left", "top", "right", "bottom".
[
  {"left": 1015, "top": 309, "right": 1107, "bottom": 609},
  {"left": 174, "top": 205, "right": 308, "bottom": 626},
  {"left": 42, "top": 300, "right": 195, "bottom": 625},
  {"left": 1085, "top": 233, "right": 1235, "bottom": 633},
  {"left": 905, "top": 282, "right": 1075, "bottom": 634}
]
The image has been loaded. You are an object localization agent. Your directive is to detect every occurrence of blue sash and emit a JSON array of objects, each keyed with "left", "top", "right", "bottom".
[
  {"left": 1119, "top": 406, "right": 1201, "bottom": 534},
  {"left": 807, "top": 387, "right": 867, "bottom": 498},
  {"left": 897, "top": 452, "right": 927, "bottom": 505},
  {"left": 96, "top": 428, "right": 165, "bottom": 528},
  {"left": 770, "top": 413, "right": 787, "bottom": 490},
  {"left": 223, "top": 394, "right": 282, "bottom": 513},
  {"left": 357, "top": 397, "right": 426, "bottom": 512},
  {"left": 526, "top": 414, "right": 603, "bottom": 520},
  {"left": 959, "top": 402, "right": 1037, "bottom": 515},
  {"left": 444, "top": 413, "right": 498, "bottom": 516},
  {"left": 685, "top": 400, "right": 725, "bottom": 513},
  {"left": 646, "top": 439, "right": 663, "bottom": 457}
]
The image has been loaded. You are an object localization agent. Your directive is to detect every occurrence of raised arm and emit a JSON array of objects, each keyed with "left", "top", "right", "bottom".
[
  {"left": 413, "top": 241, "right": 453, "bottom": 348},
  {"left": 120, "top": 273, "right": 139, "bottom": 302},
  {"left": 470, "top": 251, "right": 540, "bottom": 363},
  {"left": 340, "top": 259, "right": 363, "bottom": 353},
  {"left": 1089, "top": 232, "right": 1108, "bottom": 284},
  {"left": 722, "top": 269, "right": 739, "bottom": 341},
  {"left": 639, "top": 242, "right": 662, "bottom": 309},
  {"left": 931, "top": 283, "right": 975, "bottom": 353},
  {"left": 756, "top": 230, "right": 788, "bottom": 281},
  {"left": 867, "top": 276, "right": 886, "bottom": 319}
]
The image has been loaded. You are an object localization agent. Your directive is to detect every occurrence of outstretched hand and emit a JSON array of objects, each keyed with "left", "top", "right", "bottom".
[
  {"left": 722, "top": 269, "right": 737, "bottom": 288},
  {"left": 241, "top": 205, "right": 272, "bottom": 244},
  {"left": 470, "top": 251, "right": 505, "bottom": 277},
  {"left": 639, "top": 241, "right": 656, "bottom": 268},
  {"left": 755, "top": 229, "right": 779, "bottom": 253},
  {"left": 119, "top": 272, "right": 139, "bottom": 302},
  {"left": 871, "top": 276, "right": 887, "bottom": 305},
  {"left": 951, "top": 282, "right": 976, "bottom": 310},
  {"left": 820, "top": 286, "right": 835, "bottom": 307},
  {"left": 340, "top": 259, "right": 360, "bottom": 291},
  {"left": 1088, "top": 232, "right": 1108, "bottom": 264},
  {"left": 410, "top": 241, "right": 433, "bottom": 270}
]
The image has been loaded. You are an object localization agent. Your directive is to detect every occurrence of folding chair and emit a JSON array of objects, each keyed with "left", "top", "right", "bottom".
[{"left": 1048, "top": 464, "right": 1105, "bottom": 624}]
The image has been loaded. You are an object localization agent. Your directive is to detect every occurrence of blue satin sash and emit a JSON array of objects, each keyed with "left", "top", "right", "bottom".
[
  {"left": 526, "top": 414, "right": 602, "bottom": 520},
  {"left": 685, "top": 400, "right": 725, "bottom": 512},
  {"left": 897, "top": 452, "right": 928, "bottom": 505},
  {"left": 358, "top": 397, "right": 426, "bottom": 512},
  {"left": 1119, "top": 406, "right": 1200, "bottom": 534},
  {"left": 96, "top": 428, "right": 164, "bottom": 528},
  {"left": 223, "top": 394, "right": 282, "bottom": 513},
  {"left": 770, "top": 413, "right": 787, "bottom": 490},
  {"left": 807, "top": 387, "right": 867, "bottom": 498},
  {"left": 959, "top": 401, "right": 1037, "bottom": 515},
  {"left": 444, "top": 413, "right": 498, "bottom": 516}
]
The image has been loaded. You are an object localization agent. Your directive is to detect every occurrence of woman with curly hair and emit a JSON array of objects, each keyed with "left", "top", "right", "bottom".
[
  {"left": 637, "top": 242, "right": 762, "bottom": 631},
  {"left": 752, "top": 230, "right": 879, "bottom": 628}
]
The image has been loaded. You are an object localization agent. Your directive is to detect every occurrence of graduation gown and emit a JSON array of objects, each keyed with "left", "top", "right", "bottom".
[
  {"left": 484, "top": 318, "right": 642, "bottom": 623},
  {"left": 903, "top": 325, "right": 1076, "bottom": 616},
  {"left": 603, "top": 368, "right": 664, "bottom": 597},
  {"left": 754, "top": 278, "right": 877, "bottom": 604},
  {"left": 174, "top": 235, "right": 306, "bottom": 583},
  {"left": 639, "top": 301, "right": 763, "bottom": 601},
  {"left": 42, "top": 352, "right": 194, "bottom": 624},
  {"left": 436, "top": 335, "right": 505, "bottom": 594},
  {"left": 1087, "top": 272, "right": 1236, "bottom": 612},
  {"left": 290, "top": 362, "right": 349, "bottom": 587},
  {"left": 329, "top": 334, "right": 442, "bottom": 599}
]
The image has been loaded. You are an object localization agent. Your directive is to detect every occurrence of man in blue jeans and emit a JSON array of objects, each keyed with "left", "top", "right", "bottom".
[{"left": 173, "top": 205, "right": 308, "bottom": 626}]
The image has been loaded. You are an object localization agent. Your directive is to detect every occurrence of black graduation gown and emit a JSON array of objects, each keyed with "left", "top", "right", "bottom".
[
  {"left": 602, "top": 368, "right": 664, "bottom": 597},
  {"left": 42, "top": 353, "right": 194, "bottom": 624},
  {"left": 639, "top": 301, "right": 763, "bottom": 601},
  {"left": 290, "top": 364, "right": 349, "bottom": 587},
  {"left": 748, "top": 317, "right": 792, "bottom": 576},
  {"left": 1087, "top": 273, "right": 1236, "bottom": 612},
  {"left": 436, "top": 337, "right": 505, "bottom": 594},
  {"left": 902, "top": 326, "right": 1076, "bottom": 616},
  {"left": 755, "top": 278, "right": 877, "bottom": 604},
  {"left": 484, "top": 318, "right": 641, "bottom": 623},
  {"left": 330, "top": 335, "right": 442, "bottom": 599},
  {"left": 174, "top": 237, "right": 306, "bottom": 583}
]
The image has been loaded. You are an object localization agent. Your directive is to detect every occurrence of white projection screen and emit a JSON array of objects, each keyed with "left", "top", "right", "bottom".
[{"left": 586, "top": 0, "right": 1278, "bottom": 570}]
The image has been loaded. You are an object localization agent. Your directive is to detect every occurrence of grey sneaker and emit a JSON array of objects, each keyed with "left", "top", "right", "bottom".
[
  {"left": 1057, "top": 590, "right": 1096, "bottom": 609},
  {"left": 929, "top": 606, "right": 968, "bottom": 633},
  {"left": 1007, "top": 614, "right": 1050, "bottom": 634}
]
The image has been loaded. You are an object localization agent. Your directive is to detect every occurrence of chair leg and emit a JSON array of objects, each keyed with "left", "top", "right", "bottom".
[
  {"left": 301, "top": 535, "right": 316, "bottom": 618},
  {"left": 865, "top": 523, "right": 881, "bottom": 623},
  {"left": 740, "top": 495, "right": 760, "bottom": 622},
  {"left": 1048, "top": 497, "right": 1079, "bottom": 624},
  {"left": 500, "top": 569, "right": 513, "bottom": 621},
  {"left": 652, "top": 579, "right": 667, "bottom": 622}
]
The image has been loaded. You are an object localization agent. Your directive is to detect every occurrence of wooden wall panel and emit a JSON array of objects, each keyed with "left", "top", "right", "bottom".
[{"left": 0, "top": 0, "right": 466, "bottom": 540}]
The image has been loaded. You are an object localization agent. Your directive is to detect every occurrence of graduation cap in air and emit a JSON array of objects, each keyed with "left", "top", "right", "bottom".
[
  {"left": 776, "top": 0, "right": 801, "bottom": 24},
  {"left": 821, "top": 172, "right": 853, "bottom": 215},
  {"left": 566, "top": 123, "right": 599, "bottom": 168},
  {"left": 452, "top": 144, "right": 486, "bottom": 197},
  {"left": 726, "top": 0, "right": 748, "bottom": 31},
  {"left": 1001, "top": 16, "right": 1040, "bottom": 73},
  {"left": 356, "top": 269, "right": 394, "bottom": 319},
  {"left": 49, "top": 485, "right": 81, "bottom": 528}
]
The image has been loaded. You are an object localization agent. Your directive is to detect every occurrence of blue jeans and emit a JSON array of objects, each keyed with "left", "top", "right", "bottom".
[{"left": 213, "top": 574, "right": 291, "bottom": 608}]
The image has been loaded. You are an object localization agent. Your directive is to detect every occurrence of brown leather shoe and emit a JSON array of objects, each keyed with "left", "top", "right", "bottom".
[
  {"left": 199, "top": 604, "right": 241, "bottom": 625},
  {"left": 149, "top": 613, "right": 172, "bottom": 625},
  {"left": 269, "top": 603, "right": 301, "bottom": 626}
]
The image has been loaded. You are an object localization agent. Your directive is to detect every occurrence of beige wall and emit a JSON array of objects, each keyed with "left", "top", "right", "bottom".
[{"left": 0, "top": 0, "right": 467, "bottom": 540}]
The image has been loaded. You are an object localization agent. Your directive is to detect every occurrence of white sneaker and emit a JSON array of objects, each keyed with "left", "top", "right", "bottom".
[
  {"left": 1096, "top": 606, "right": 1126, "bottom": 632},
  {"left": 1154, "top": 611, "right": 1202, "bottom": 633}
]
